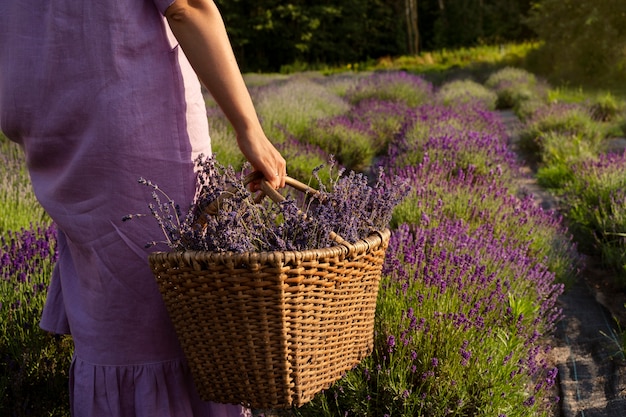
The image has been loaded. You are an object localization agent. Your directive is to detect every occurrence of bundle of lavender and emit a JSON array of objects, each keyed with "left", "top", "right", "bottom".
[{"left": 126, "top": 154, "right": 409, "bottom": 253}]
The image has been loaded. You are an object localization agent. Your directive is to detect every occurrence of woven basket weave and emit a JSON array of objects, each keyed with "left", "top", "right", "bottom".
[{"left": 148, "top": 176, "right": 390, "bottom": 409}]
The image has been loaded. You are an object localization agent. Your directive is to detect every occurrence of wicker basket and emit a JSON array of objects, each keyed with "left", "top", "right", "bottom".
[{"left": 148, "top": 175, "right": 390, "bottom": 409}]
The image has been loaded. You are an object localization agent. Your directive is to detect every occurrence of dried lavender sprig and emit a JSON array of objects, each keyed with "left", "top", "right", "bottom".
[{"left": 129, "top": 154, "right": 409, "bottom": 252}]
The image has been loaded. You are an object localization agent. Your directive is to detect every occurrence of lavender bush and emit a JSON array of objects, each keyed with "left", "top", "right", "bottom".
[
  {"left": 384, "top": 102, "right": 517, "bottom": 185},
  {"left": 319, "top": 72, "right": 372, "bottom": 98},
  {"left": 253, "top": 77, "right": 350, "bottom": 143},
  {"left": 294, "top": 70, "right": 578, "bottom": 416},
  {"left": 562, "top": 152, "right": 626, "bottom": 281},
  {"left": 534, "top": 131, "right": 600, "bottom": 189},
  {"left": 349, "top": 99, "right": 414, "bottom": 156},
  {"left": 518, "top": 102, "right": 605, "bottom": 162},
  {"left": 389, "top": 157, "right": 580, "bottom": 287},
  {"left": 0, "top": 224, "right": 72, "bottom": 417},
  {"left": 485, "top": 67, "right": 546, "bottom": 110},
  {"left": 276, "top": 137, "right": 334, "bottom": 185},
  {"left": 588, "top": 92, "right": 624, "bottom": 123},
  {"left": 298, "top": 219, "right": 562, "bottom": 416},
  {"left": 436, "top": 79, "right": 498, "bottom": 110},
  {"left": 303, "top": 99, "right": 414, "bottom": 170},
  {"left": 302, "top": 115, "right": 376, "bottom": 171},
  {"left": 344, "top": 71, "right": 434, "bottom": 107}
]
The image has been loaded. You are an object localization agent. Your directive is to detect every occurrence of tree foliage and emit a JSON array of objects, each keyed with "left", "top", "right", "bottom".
[
  {"left": 428, "top": 0, "right": 533, "bottom": 50},
  {"left": 216, "top": 0, "right": 404, "bottom": 71},
  {"left": 215, "top": 0, "right": 533, "bottom": 72},
  {"left": 526, "top": 0, "right": 626, "bottom": 85}
]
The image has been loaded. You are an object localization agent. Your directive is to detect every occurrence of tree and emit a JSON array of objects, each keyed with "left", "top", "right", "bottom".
[{"left": 405, "top": 0, "right": 419, "bottom": 54}]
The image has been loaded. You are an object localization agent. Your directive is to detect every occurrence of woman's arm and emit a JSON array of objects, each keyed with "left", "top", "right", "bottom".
[{"left": 165, "top": 0, "right": 286, "bottom": 189}]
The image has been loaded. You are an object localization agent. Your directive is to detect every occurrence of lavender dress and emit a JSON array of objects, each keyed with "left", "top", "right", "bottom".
[{"left": 0, "top": 1, "right": 250, "bottom": 416}]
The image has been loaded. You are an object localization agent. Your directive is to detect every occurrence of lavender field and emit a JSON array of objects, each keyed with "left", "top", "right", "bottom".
[{"left": 2, "top": 67, "right": 626, "bottom": 416}]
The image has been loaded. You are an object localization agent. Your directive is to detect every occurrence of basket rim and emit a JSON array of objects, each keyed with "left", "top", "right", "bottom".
[{"left": 149, "top": 228, "right": 390, "bottom": 266}]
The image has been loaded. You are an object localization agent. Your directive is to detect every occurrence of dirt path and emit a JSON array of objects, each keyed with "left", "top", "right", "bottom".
[
  {"left": 499, "top": 110, "right": 626, "bottom": 416},
  {"left": 553, "top": 268, "right": 626, "bottom": 416}
]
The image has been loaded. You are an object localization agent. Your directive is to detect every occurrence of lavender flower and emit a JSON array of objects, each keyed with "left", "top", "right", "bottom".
[{"left": 1, "top": 224, "right": 57, "bottom": 283}]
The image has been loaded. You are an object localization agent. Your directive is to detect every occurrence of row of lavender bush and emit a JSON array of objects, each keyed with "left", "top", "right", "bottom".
[
  {"left": 486, "top": 67, "right": 626, "bottom": 286},
  {"left": 3, "top": 65, "right": 620, "bottom": 415},
  {"left": 0, "top": 222, "right": 72, "bottom": 415}
]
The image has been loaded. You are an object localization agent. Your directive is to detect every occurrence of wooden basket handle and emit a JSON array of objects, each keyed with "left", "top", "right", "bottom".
[{"left": 197, "top": 171, "right": 349, "bottom": 246}]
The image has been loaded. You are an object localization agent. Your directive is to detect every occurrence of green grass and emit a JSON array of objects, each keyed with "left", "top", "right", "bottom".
[
  {"left": 0, "top": 134, "right": 49, "bottom": 233},
  {"left": 368, "top": 42, "right": 538, "bottom": 76}
]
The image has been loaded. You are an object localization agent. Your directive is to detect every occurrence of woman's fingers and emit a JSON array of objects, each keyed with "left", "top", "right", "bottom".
[{"left": 237, "top": 130, "right": 286, "bottom": 190}]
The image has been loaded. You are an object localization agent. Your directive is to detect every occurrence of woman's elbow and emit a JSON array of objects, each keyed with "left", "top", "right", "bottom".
[{"left": 165, "top": 0, "right": 213, "bottom": 23}]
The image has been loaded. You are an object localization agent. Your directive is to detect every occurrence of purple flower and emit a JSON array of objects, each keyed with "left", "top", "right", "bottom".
[{"left": 387, "top": 335, "right": 396, "bottom": 352}]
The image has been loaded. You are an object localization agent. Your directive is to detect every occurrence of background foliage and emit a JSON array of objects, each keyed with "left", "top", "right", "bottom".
[
  {"left": 215, "top": 0, "right": 626, "bottom": 90},
  {"left": 526, "top": 0, "right": 626, "bottom": 87},
  {"left": 215, "top": 0, "right": 533, "bottom": 72}
]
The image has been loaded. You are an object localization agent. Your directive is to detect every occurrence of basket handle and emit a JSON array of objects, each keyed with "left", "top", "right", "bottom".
[{"left": 198, "top": 171, "right": 350, "bottom": 247}]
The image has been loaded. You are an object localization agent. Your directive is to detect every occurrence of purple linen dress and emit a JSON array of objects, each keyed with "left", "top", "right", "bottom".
[{"left": 0, "top": 1, "right": 250, "bottom": 416}]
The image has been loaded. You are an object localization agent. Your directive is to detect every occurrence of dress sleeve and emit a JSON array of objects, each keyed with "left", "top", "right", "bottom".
[{"left": 152, "top": 0, "right": 176, "bottom": 15}]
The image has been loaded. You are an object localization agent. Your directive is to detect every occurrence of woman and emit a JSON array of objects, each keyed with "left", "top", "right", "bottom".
[{"left": 0, "top": 0, "right": 285, "bottom": 415}]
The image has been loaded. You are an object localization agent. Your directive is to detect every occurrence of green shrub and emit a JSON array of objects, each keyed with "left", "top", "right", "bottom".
[
  {"left": 254, "top": 77, "right": 350, "bottom": 143},
  {"left": 598, "top": 217, "right": 626, "bottom": 283},
  {"left": 562, "top": 153, "right": 626, "bottom": 267},
  {"left": 518, "top": 103, "right": 604, "bottom": 162},
  {"left": 536, "top": 163, "right": 574, "bottom": 190},
  {"left": 303, "top": 118, "right": 375, "bottom": 171},
  {"left": 589, "top": 92, "right": 624, "bottom": 122},
  {"left": 485, "top": 67, "right": 545, "bottom": 110},
  {"left": 513, "top": 98, "right": 546, "bottom": 122},
  {"left": 591, "top": 188, "right": 626, "bottom": 284},
  {"left": 436, "top": 79, "right": 498, "bottom": 110},
  {"left": 534, "top": 131, "right": 601, "bottom": 190},
  {"left": 345, "top": 71, "right": 433, "bottom": 107},
  {"left": 276, "top": 139, "right": 333, "bottom": 186},
  {"left": 541, "top": 131, "right": 600, "bottom": 164}
]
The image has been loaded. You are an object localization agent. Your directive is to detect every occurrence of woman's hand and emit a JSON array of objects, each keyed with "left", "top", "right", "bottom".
[
  {"left": 165, "top": 0, "right": 286, "bottom": 189},
  {"left": 236, "top": 126, "right": 286, "bottom": 190}
]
